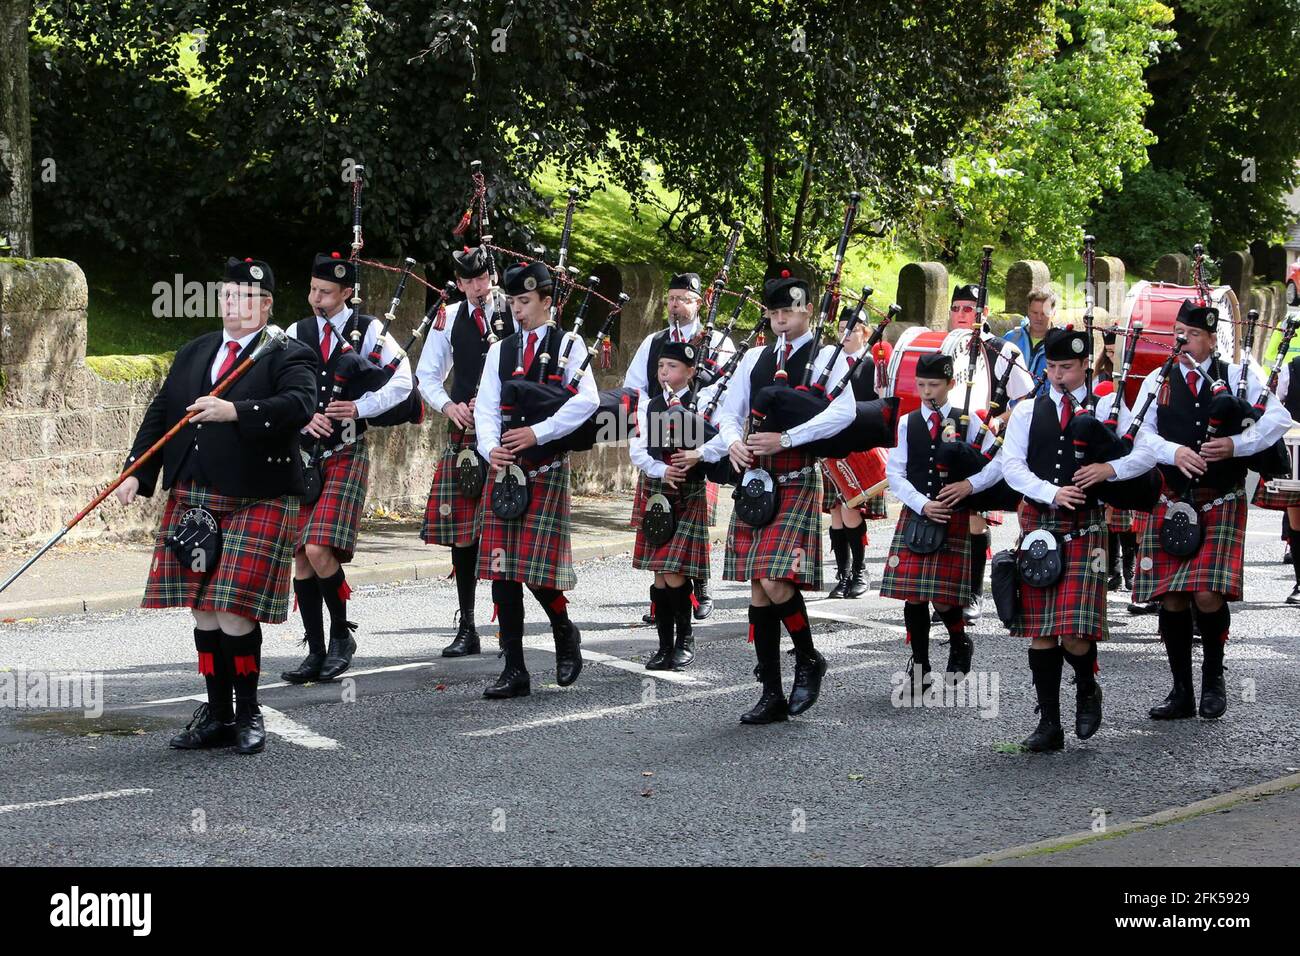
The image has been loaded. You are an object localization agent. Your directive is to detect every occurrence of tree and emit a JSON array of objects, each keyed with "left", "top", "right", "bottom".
[{"left": 1, "top": 0, "right": 33, "bottom": 256}]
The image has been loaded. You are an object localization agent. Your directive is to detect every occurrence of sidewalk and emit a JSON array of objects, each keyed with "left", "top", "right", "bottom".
[{"left": 0, "top": 494, "right": 675, "bottom": 620}]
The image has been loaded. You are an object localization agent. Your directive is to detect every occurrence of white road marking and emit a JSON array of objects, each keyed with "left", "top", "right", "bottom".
[
  {"left": 138, "top": 660, "right": 442, "bottom": 704},
  {"left": 259, "top": 706, "right": 340, "bottom": 750},
  {"left": 463, "top": 660, "right": 891, "bottom": 738},
  {"left": 0, "top": 788, "right": 153, "bottom": 815},
  {"left": 524, "top": 643, "right": 705, "bottom": 685}
]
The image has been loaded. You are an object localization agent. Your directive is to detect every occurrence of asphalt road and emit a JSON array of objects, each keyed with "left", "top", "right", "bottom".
[{"left": 2, "top": 509, "right": 1298, "bottom": 866}]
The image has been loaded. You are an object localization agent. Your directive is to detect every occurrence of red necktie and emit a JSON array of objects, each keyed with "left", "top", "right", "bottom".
[
  {"left": 522, "top": 331, "right": 537, "bottom": 374},
  {"left": 1186, "top": 370, "right": 1200, "bottom": 394},
  {"left": 320, "top": 321, "right": 333, "bottom": 362},
  {"left": 473, "top": 307, "right": 486, "bottom": 337},
  {"left": 929, "top": 411, "right": 940, "bottom": 440},
  {"left": 1060, "top": 396, "right": 1073, "bottom": 431},
  {"left": 672, "top": 328, "right": 682, "bottom": 343},
  {"left": 783, "top": 343, "right": 792, "bottom": 363},
  {"left": 847, "top": 356, "right": 857, "bottom": 368},
  {"left": 215, "top": 341, "right": 240, "bottom": 383}
]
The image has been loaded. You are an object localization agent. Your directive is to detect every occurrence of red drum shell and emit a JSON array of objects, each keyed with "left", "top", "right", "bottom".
[
  {"left": 885, "top": 327, "right": 992, "bottom": 420},
  {"left": 1120, "top": 282, "right": 1240, "bottom": 408},
  {"left": 823, "top": 448, "right": 888, "bottom": 509}
]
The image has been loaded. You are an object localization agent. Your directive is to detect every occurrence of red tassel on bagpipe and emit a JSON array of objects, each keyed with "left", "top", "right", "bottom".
[
  {"left": 452, "top": 209, "right": 473, "bottom": 237},
  {"left": 600, "top": 336, "right": 612, "bottom": 369}
]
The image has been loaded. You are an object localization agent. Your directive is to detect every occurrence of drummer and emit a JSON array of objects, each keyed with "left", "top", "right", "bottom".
[
  {"left": 947, "top": 283, "right": 1036, "bottom": 625},
  {"left": 880, "top": 352, "right": 1002, "bottom": 692}
]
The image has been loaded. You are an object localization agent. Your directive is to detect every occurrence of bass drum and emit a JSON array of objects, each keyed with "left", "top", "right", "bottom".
[
  {"left": 822, "top": 448, "right": 888, "bottom": 510},
  {"left": 885, "top": 327, "right": 992, "bottom": 420},
  {"left": 1120, "top": 281, "right": 1240, "bottom": 408}
]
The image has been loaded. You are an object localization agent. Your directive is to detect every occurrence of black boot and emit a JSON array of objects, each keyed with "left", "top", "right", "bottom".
[
  {"left": 283, "top": 577, "right": 327, "bottom": 683},
  {"left": 1106, "top": 534, "right": 1121, "bottom": 591},
  {"left": 827, "top": 568, "right": 849, "bottom": 600},
  {"left": 937, "top": 607, "right": 972, "bottom": 682},
  {"left": 168, "top": 703, "right": 237, "bottom": 750},
  {"left": 844, "top": 524, "right": 869, "bottom": 598},
  {"left": 827, "top": 527, "right": 849, "bottom": 598},
  {"left": 318, "top": 568, "right": 357, "bottom": 681},
  {"left": 646, "top": 585, "right": 675, "bottom": 670},
  {"left": 1023, "top": 646, "right": 1065, "bottom": 752},
  {"left": 642, "top": 585, "right": 656, "bottom": 625},
  {"left": 223, "top": 626, "right": 265, "bottom": 755},
  {"left": 1196, "top": 604, "right": 1229, "bottom": 720},
  {"left": 741, "top": 606, "right": 788, "bottom": 724},
  {"left": 1149, "top": 607, "right": 1196, "bottom": 719},
  {"left": 788, "top": 648, "right": 827, "bottom": 716},
  {"left": 530, "top": 587, "right": 582, "bottom": 686},
  {"left": 442, "top": 609, "right": 481, "bottom": 657},
  {"left": 670, "top": 582, "right": 695, "bottom": 668},
  {"left": 172, "top": 628, "right": 236, "bottom": 749},
  {"left": 692, "top": 578, "right": 714, "bottom": 620},
  {"left": 1120, "top": 533, "right": 1136, "bottom": 591},
  {"left": 1064, "top": 644, "right": 1102, "bottom": 740},
  {"left": 904, "top": 602, "right": 932, "bottom": 695},
  {"left": 485, "top": 582, "right": 530, "bottom": 698}
]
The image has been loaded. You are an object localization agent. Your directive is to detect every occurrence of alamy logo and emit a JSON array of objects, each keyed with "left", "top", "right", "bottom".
[{"left": 49, "top": 886, "right": 152, "bottom": 936}]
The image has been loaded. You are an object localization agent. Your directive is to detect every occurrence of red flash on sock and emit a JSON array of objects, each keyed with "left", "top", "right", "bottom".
[
  {"left": 196, "top": 652, "right": 215, "bottom": 676},
  {"left": 491, "top": 603, "right": 499, "bottom": 623},
  {"left": 747, "top": 624, "right": 755, "bottom": 644},
  {"left": 783, "top": 612, "right": 808, "bottom": 634},
  {"left": 549, "top": 593, "right": 568, "bottom": 615},
  {"left": 233, "top": 655, "right": 259, "bottom": 676},
  {"left": 690, "top": 592, "right": 700, "bottom": 609},
  {"left": 337, "top": 579, "right": 352, "bottom": 602}
]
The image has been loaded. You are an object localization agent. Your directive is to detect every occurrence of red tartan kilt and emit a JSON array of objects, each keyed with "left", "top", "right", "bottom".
[
  {"left": 879, "top": 508, "right": 971, "bottom": 605},
  {"left": 706, "top": 479, "right": 719, "bottom": 525},
  {"left": 1013, "top": 503, "right": 1108, "bottom": 641},
  {"left": 634, "top": 473, "right": 719, "bottom": 528},
  {"left": 422, "top": 431, "right": 484, "bottom": 546},
  {"left": 143, "top": 483, "right": 298, "bottom": 623},
  {"left": 477, "top": 454, "right": 576, "bottom": 590},
  {"left": 978, "top": 510, "right": 1004, "bottom": 526},
  {"left": 1106, "top": 505, "right": 1135, "bottom": 533},
  {"left": 723, "top": 449, "right": 823, "bottom": 589},
  {"left": 296, "top": 442, "right": 368, "bottom": 563},
  {"left": 1251, "top": 479, "right": 1300, "bottom": 512},
  {"left": 1133, "top": 485, "right": 1247, "bottom": 602},
  {"left": 632, "top": 478, "right": 711, "bottom": 578}
]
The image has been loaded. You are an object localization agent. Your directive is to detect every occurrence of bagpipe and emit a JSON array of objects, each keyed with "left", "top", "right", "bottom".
[
  {"left": 641, "top": 383, "right": 721, "bottom": 546},
  {"left": 693, "top": 221, "right": 744, "bottom": 389},
  {"left": 1241, "top": 307, "right": 1299, "bottom": 479},
  {"left": 360, "top": 256, "right": 434, "bottom": 427}
]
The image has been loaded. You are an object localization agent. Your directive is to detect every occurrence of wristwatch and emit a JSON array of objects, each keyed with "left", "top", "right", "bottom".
[{"left": 779, "top": 431, "right": 793, "bottom": 449}]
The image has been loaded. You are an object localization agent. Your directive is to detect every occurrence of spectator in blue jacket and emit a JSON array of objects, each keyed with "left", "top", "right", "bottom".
[{"left": 1002, "top": 288, "right": 1056, "bottom": 397}]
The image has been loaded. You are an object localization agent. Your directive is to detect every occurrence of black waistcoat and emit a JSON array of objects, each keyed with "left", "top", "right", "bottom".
[
  {"left": 293, "top": 313, "right": 374, "bottom": 450},
  {"left": 748, "top": 340, "right": 813, "bottom": 399},
  {"left": 1026, "top": 394, "right": 1092, "bottom": 503},
  {"left": 449, "top": 301, "right": 514, "bottom": 405},
  {"left": 1155, "top": 358, "right": 1246, "bottom": 492},
  {"left": 905, "top": 409, "right": 943, "bottom": 499},
  {"left": 844, "top": 354, "right": 878, "bottom": 401}
]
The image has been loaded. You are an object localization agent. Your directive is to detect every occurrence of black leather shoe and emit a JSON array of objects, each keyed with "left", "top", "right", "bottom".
[
  {"left": 1199, "top": 672, "right": 1227, "bottom": 719},
  {"left": 787, "top": 649, "right": 827, "bottom": 716},
  {"left": 963, "top": 595, "right": 982, "bottom": 626},
  {"left": 442, "top": 616, "right": 481, "bottom": 657},
  {"left": 280, "top": 651, "right": 326, "bottom": 684},
  {"left": 554, "top": 621, "right": 583, "bottom": 686},
  {"left": 484, "top": 665, "right": 531, "bottom": 699},
  {"left": 169, "top": 704, "right": 236, "bottom": 750},
  {"left": 828, "top": 571, "right": 848, "bottom": 599},
  {"left": 844, "top": 567, "right": 870, "bottom": 598},
  {"left": 905, "top": 657, "right": 933, "bottom": 698},
  {"left": 1076, "top": 683, "right": 1103, "bottom": 739},
  {"left": 318, "top": 622, "right": 357, "bottom": 681},
  {"left": 692, "top": 579, "right": 714, "bottom": 620},
  {"left": 1288, "top": 584, "right": 1300, "bottom": 606},
  {"left": 1128, "top": 599, "right": 1159, "bottom": 615},
  {"left": 671, "top": 634, "right": 695, "bottom": 669},
  {"left": 1022, "top": 717, "right": 1065, "bottom": 752},
  {"left": 1148, "top": 682, "right": 1196, "bottom": 720},
  {"left": 945, "top": 635, "right": 974, "bottom": 682},
  {"left": 235, "top": 705, "right": 266, "bottom": 755},
  {"left": 740, "top": 688, "right": 789, "bottom": 724},
  {"left": 645, "top": 647, "right": 674, "bottom": 671},
  {"left": 1107, "top": 569, "right": 1122, "bottom": 592}
]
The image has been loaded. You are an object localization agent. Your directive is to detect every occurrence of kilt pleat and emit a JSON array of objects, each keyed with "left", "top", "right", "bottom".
[
  {"left": 1012, "top": 503, "right": 1109, "bottom": 642},
  {"left": 632, "top": 477, "right": 711, "bottom": 578},
  {"left": 1106, "top": 506, "right": 1137, "bottom": 533},
  {"left": 477, "top": 455, "right": 576, "bottom": 590},
  {"left": 422, "top": 425, "right": 485, "bottom": 546},
  {"left": 143, "top": 483, "right": 298, "bottom": 623},
  {"left": 1133, "top": 486, "right": 1247, "bottom": 602},
  {"left": 1251, "top": 479, "right": 1300, "bottom": 512},
  {"left": 723, "top": 450, "right": 823, "bottom": 589},
  {"left": 297, "top": 441, "right": 369, "bottom": 563},
  {"left": 879, "top": 509, "right": 972, "bottom": 605}
]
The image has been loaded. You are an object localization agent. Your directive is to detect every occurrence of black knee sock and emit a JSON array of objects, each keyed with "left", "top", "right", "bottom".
[
  {"left": 1194, "top": 603, "right": 1230, "bottom": 679},
  {"left": 1158, "top": 606, "right": 1195, "bottom": 688},
  {"left": 222, "top": 625, "right": 262, "bottom": 714},
  {"left": 1063, "top": 642, "right": 1097, "bottom": 693},
  {"left": 293, "top": 577, "right": 325, "bottom": 655},
  {"left": 492, "top": 580, "right": 527, "bottom": 671},
  {"left": 847, "top": 523, "right": 866, "bottom": 573},
  {"left": 194, "top": 627, "right": 231, "bottom": 721},
  {"left": 773, "top": 591, "right": 814, "bottom": 656},
  {"left": 451, "top": 543, "right": 479, "bottom": 617},
  {"left": 904, "top": 601, "right": 931, "bottom": 667},
  {"left": 828, "top": 528, "right": 848, "bottom": 576},
  {"left": 1120, "top": 532, "right": 1136, "bottom": 577},
  {"left": 668, "top": 581, "right": 693, "bottom": 640},
  {"left": 1107, "top": 534, "right": 1119, "bottom": 575},
  {"left": 968, "top": 533, "right": 988, "bottom": 597},
  {"left": 1027, "top": 645, "right": 1064, "bottom": 724},
  {"left": 652, "top": 585, "right": 674, "bottom": 650},
  {"left": 528, "top": 586, "right": 570, "bottom": 628},
  {"left": 319, "top": 567, "right": 351, "bottom": 637},
  {"left": 749, "top": 605, "right": 783, "bottom": 692},
  {"left": 936, "top": 605, "right": 968, "bottom": 647},
  {"left": 1289, "top": 530, "right": 1300, "bottom": 585}
]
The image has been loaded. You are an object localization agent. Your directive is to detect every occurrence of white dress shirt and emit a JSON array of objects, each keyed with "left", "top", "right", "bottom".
[
  {"left": 886, "top": 401, "right": 1004, "bottom": 516},
  {"left": 474, "top": 326, "right": 600, "bottom": 461},
  {"left": 629, "top": 386, "right": 693, "bottom": 480},
  {"left": 1132, "top": 355, "right": 1290, "bottom": 465},
  {"left": 623, "top": 318, "right": 737, "bottom": 401},
  {"left": 984, "top": 335, "right": 1037, "bottom": 408},
  {"left": 286, "top": 305, "right": 414, "bottom": 419},
  {"left": 696, "top": 329, "right": 856, "bottom": 463},
  {"left": 416, "top": 298, "right": 502, "bottom": 415},
  {"left": 1002, "top": 384, "right": 1156, "bottom": 506},
  {"left": 208, "top": 326, "right": 262, "bottom": 382}
]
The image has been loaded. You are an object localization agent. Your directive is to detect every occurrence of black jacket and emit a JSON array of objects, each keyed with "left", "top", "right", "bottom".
[{"left": 124, "top": 328, "right": 317, "bottom": 499}]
